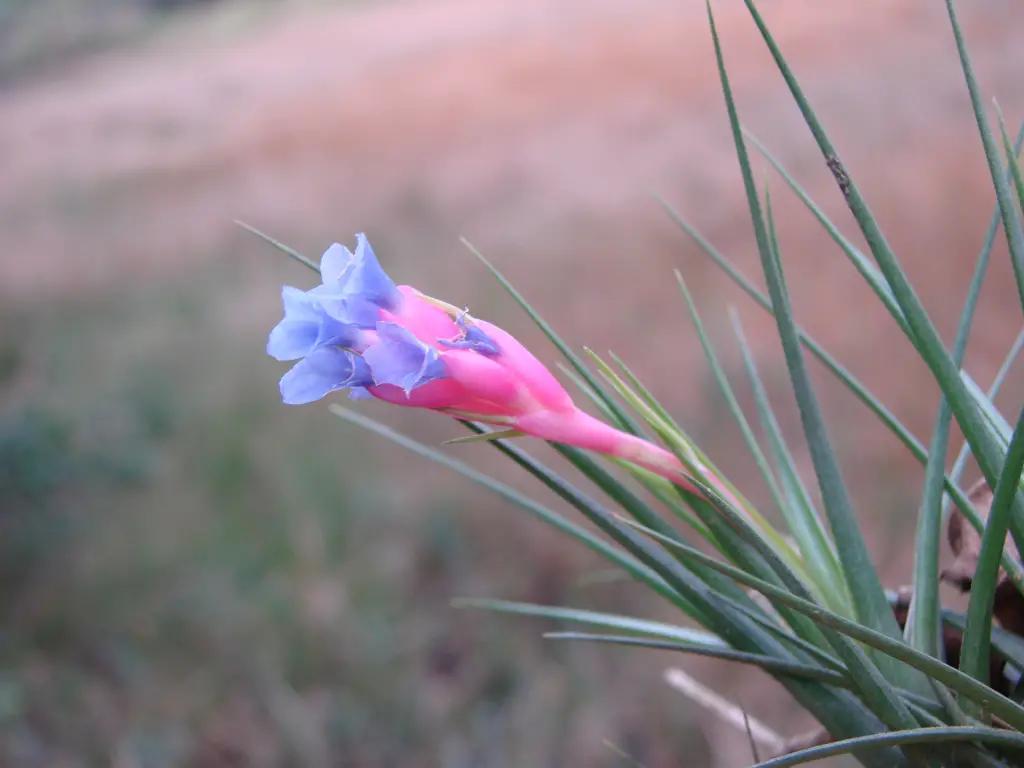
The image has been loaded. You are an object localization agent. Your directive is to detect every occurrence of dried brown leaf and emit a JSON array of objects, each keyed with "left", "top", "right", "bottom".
[{"left": 942, "top": 478, "right": 1020, "bottom": 592}]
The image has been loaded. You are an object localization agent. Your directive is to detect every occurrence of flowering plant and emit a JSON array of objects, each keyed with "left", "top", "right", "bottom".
[
  {"left": 267, "top": 232, "right": 710, "bottom": 495},
  {"left": 254, "top": 1, "right": 1024, "bottom": 765}
]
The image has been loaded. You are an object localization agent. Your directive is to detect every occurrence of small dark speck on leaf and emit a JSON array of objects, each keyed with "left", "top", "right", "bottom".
[{"left": 826, "top": 155, "right": 852, "bottom": 200}]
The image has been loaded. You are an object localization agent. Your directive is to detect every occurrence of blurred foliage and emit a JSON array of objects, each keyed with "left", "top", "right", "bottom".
[
  {"left": 0, "top": 266, "right": 712, "bottom": 766},
  {"left": 0, "top": 0, "right": 235, "bottom": 80}
]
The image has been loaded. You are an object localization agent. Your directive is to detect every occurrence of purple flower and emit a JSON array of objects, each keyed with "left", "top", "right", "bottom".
[
  {"left": 267, "top": 279, "right": 373, "bottom": 405},
  {"left": 438, "top": 310, "right": 501, "bottom": 356},
  {"left": 267, "top": 233, "right": 715, "bottom": 503},
  {"left": 363, "top": 322, "right": 447, "bottom": 394},
  {"left": 311, "top": 234, "right": 400, "bottom": 326},
  {"left": 279, "top": 345, "right": 373, "bottom": 405},
  {"left": 266, "top": 287, "right": 362, "bottom": 362}
]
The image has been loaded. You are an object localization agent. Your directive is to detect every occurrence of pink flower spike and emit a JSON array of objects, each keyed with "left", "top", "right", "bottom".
[
  {"left": 380, "top": 286, "right": 460, "bottom": 347},
  {"left": 439, "top": 348, "right": 523, "bottom": 408},
  {"left": 270, "top": 236, "right": 721, "bottom": 502},
  {"left": 514, "top": 408, "right": 702, "bottom": 496},
  {"left": 473, "top": 319, "right": 574, "bottom": 413}
]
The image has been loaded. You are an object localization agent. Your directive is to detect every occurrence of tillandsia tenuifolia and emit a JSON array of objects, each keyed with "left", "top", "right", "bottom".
[
  {"left": 266, "top": 232, "right": 728, "bottom": 499},
  {"left": 256, "top": 0, "right": 1024, "bottom": 765}
]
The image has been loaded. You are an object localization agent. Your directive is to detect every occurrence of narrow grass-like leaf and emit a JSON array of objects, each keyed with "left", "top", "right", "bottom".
[
  {"left": 678, "top": 468, "right": 924, "bottom": 733},
  {"left": 542, "top": 632, "right": 845, "bottom": 685},
  {"left": 750, "top": 727, "right": 1024, "bottom": 768},
  {"left": 671, "top": 15, "right": 1024, "bottom": 595},
  {"left": 624, "top": 517, "right": 1024, "bottom": 731},
  {"left": 442, "top": 429, "right": 526, "bottom": 445},
  {"left": 662, "top": 193, "right": 1024, "bottom": 592},
  {"left": 549, "top": 633, "right": 946, "bottom": 723},
  {"left": 944, "top": 1, "right": 1024, "bottom": 315},
  {"left": 763, "top": 193, "right": 860, "bottom": 620},
  {"left": 656, "top": 193, "right": 927, "bottom": 470},
  {"left": 748, "top": 119, "right": 1024, "bottom": 493},
  {"left": 708, "top": 4, "right": 913, "bottom": 702},
  {"left": 962, "top": 374, "right": 1014, "bottom": 447},
  {"left": 461, "top": 418, "right": 818, "bottom": 655},
  {"left": 464, "top": 420, "right": 848, "bottom": 673},
  {"left": 909, "top": 408, "right": 956, "bottom": 657},
  {"left": 656, "top": 197, "right": 906, "bottom": 470},
  {"left": 558, "top": 363, "right": 613, "bottom": 414},
  {"left": 584, "top": 350, "right": 835, "bottom": 648},
  {"left": 995, "top": 103, "right": 1024, "bottom": 225},
  {"left": 583, "top": 347, "right": 805, "bottom": 571},
  {"left": 951, "top": 329, "right": 1024, "bottom": 487},
  {"left": 910, "top": 165, "right": 1001, "bottom": 659},
  {"left": 450, "top": 599, "right": 725, "bottom": 645},
  {"left": 237, "top": 220, "right": 321, "bottom": 274},
  {"left": 676, "top": 270, "right": 846, "bottom": 609},
  {"left": 608, "top": 460, "right": 714, "bottom": 542},
  {"left": 327, "top": 405, "right": 701, "bottom": 617},
  {"left": 943, "top": 610, "right": 1024, "bottom": 674},
  {"left": 960, "top": 402, "right": 1024, "bottom": 687},
  {"left": 465, "top": 429, "right": 901, "bottom": 741},
  {"left": 608, "top": 351, "right": 685, "bottom": 435},
  {"left": 555, "top": 440, "right": 837, "bottom": 657},
  {"left": 740, "top": 0, "right": 1024, "bottom": 566},
  {"left": 729, "top": 313, "right": 850, "bottom": 613},
  {"left": 673, "top": 272, "right": 813, "bottom": 544},
  {"left": 743, "top": 132, "right": 906, "bottom": 331}
]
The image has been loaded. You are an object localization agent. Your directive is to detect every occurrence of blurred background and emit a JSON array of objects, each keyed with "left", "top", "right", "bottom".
[{"left": 2, "top": 0, "right": 1024, "bottom": 765}]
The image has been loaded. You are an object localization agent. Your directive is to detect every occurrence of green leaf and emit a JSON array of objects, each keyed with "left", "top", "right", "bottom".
[
  {"left": 548, "top": 633, "right": 946, "bottom": 722},
  {"left": 994, "top": 102, "right": 1024, "bottom": 232},
  {"left": 909, "top": 163, "right": 1002, "bottom": 660},
  {"left": 749, "top": 727, "right": 1024, "bottom": 768},
  {"left": 951, "top": 329, "right": 1024, "bottom": 486},
  {"left": 740, "top": 0, "right": 1024, "bottom": 577},
  {"left": 943, "top": 1, "right": 1024, "bottom": 317},
  {"left": 962, "top": 373, "right": 1013, "bottom": 447},
  {"left": 582, "top": 348, "right": 805, "bottom": 573},
  {"left": 675, "top": 467, "right": 922, "bottom": 734},
  {"left": 460, "top": 419, "right": 802, "bottom": 651},
  {"left": 327, "top": 405, "right": 697, "bottom": 616},
  {"left": 943, "top": 610, "right": 1024, "bottom": 675},
  {"left": 485, "top": 408, "right": 785, "bottom": 635},
  {"left": 747, "top": 119, "right": 1024, "bottom": 503},
  {"left": 608, "top": 460, "right": 714, "bottom": 542},
  {"left": 624, "top": 517, "right": 1024, "bottom": 732},
  {"left": 656, "top": 192, "right": 921, "bottom": 469},
  {"left": 451, "top": 599, "right": 725, "bottom": 646},
  {"left": 607, "top": 351, "right": 685, "bottom": 436},
  {"left": 742, "top": 131, "right": 905, "bottom": 332},
  {"left": 707, "top": 2, "right": 916, "bottom": 701},
  {"left": 960, "top": 402, "right": 1024, "bottom": 689},
  {"left": 465, "top": 424, "right": 896, "bottom": 743},
  {"left": 542, "top": 631, "right": 845, "bottom": 685},
  {"left": 659, "top": 196, "right": 961, "bottom": 516},
  {"left": 909, "top": 415, "right": 971, "bottom": 719},
  {"left": 663, "top": 192, "right": 1024, "bottom": 592},
  {"left": 675, "top": 270, "right": 846, "bottom": 613},
  {"left": 554, "top": 440, "right": 837, "bottom": 659},
  {"left": 730, "top": 313, "right": 851, "bottom": 616},
  {"left": 557, "top": 363, "right": 622, "bottom": 425},
  {"left": 237, "top": 220, "right": 321, "bottom": 274},
  {"left": 441, "top": 428, "right": 526, "bottom": 445}
]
